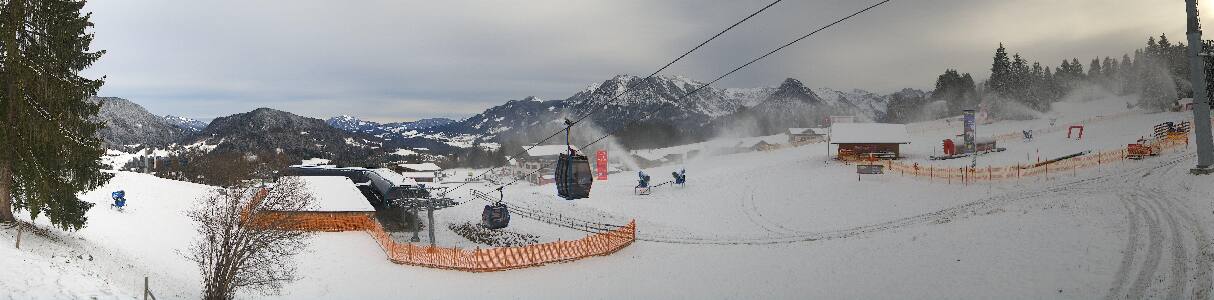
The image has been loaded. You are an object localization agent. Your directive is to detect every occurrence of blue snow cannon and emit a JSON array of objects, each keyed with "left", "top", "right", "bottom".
[{"left": 111, "top": 190, "right": 127, "bottom": 208}]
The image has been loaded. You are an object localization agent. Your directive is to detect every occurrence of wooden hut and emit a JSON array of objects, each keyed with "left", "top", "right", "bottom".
[{"left": 829, "top": 123, "right": 911, "bottom": 160}]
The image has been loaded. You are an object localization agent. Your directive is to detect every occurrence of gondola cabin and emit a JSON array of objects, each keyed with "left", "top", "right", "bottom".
[
  {"left": 513, "top": 145, "right": 581, "bottom": 185},
  {"left": 555, "top": 150, "right": 592, "bottom": 200},
  {"left": 829, "top": 123, "right": 911, "bottom": 160}
]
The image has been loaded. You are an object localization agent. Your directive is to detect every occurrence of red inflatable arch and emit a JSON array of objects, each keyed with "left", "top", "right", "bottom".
[{"left": 1067, "top": 125, "right": 1084, "bottom": 139}]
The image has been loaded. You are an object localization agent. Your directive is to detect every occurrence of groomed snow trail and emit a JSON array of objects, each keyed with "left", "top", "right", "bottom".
[
  {"left": 1103, "top": 153, "right": 1213, "bottom": 299},
  {"left": 497, "top": 152, "right": 1198, "bottom": 247}
]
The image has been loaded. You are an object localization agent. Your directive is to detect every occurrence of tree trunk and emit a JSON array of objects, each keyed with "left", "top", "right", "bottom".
[
  {"left": 0, "top": 160, "right": 12, "bottom": 223},
  {"left": 0, "top": 0, "right": 20, "bottom": 224}
]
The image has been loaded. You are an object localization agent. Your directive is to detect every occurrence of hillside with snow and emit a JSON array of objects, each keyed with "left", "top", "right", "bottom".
[
  {"left": 6, "top": 96, "right": 1213, "bottom": 298},
  {"left": 330, "top": 75, "right": 893, "bottom": 152}
]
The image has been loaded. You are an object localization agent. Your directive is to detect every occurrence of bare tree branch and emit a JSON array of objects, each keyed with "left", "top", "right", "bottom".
[{"left": 186, "top": 177, "right": 316, "bottom": 300}]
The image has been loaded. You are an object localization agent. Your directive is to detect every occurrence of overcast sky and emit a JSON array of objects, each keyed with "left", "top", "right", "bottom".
[{"left": 81, "top": 0, "right": 1208, "bottom": 123}]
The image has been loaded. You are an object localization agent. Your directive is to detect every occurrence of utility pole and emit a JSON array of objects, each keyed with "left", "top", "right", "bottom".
[
  {"left": 426, "top": 199, "right": 436, "bottom": 248},
  {"left": 1188, "top": 0, "right": 1214, "bottom": 175}
]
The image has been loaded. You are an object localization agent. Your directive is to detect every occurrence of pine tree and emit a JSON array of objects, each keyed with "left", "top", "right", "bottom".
[
  {"left": 1043, "top": 66, "right": 1057, "bottom": 101},
  {"left": 1102, "top": 57, "right": 1117, "bottom": 79},
  {"left": 1071, "top": 58, "right": 1084, "bottom": 78},
  {"left": 1009, "top": 53, "right": 1030, "bottom": 102},
  {"left": 1120, "top": 54, "right": 1134, "bottom": 95},
  {"left": 932, "top": 69, "right": 977, "bottom": 115},
  {"left": 0, "top": 0, "right": 109, "bottom": 229},
  {"left": 988, "top": 43, "right": 1012, "bottom": 97},
  {"left": 1088, "top": 58, "right": 1102, "bottom": 79}
]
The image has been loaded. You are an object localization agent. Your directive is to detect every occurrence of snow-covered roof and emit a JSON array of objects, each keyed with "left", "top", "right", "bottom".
[
  {"left": 1179, "top": 98, "right": 1194, "bottom": 105},
  {"left": 400, "top": 172, "right": 437, "bottom": 179},
  {"left": 524, "top": 145, "right": 578, "bottom": 158},
  {"left": 829, "top": 123, "right": 911, "bottom": 144},
  {"left": 291, "top": 176, "right": 375, "bottom": 212},
  {"left": 397, "top": 163, "right": 441, "bottom": 172},
  {"left": 373, "top": 168, "right": 418, "bottom": 186},
  {"left": 789, "top": 128, "right": 828, "bottom": 135},
  {"left": 300, "top": 158, "right": 331, "bottom": 166}
]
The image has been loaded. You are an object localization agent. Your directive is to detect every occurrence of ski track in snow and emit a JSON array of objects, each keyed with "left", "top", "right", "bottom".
[{"left": 1102, "top": 153, "right": 1213, "bottom": 299}]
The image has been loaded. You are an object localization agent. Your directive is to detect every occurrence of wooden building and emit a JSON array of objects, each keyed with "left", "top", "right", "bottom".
[
  {"left": 393, "top": 163, "right": 442, "bottom": 183},
  {"left": 513, "top": 145, "right": 579, "bottom": 185},
  {"left": 788, "top": 128, "right": 828, "bottom": 146},
  {"left": 829, "top": 123, "right": 911, "bottom": 160}
]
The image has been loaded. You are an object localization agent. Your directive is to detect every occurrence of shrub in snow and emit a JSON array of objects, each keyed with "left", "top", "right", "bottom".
[{"left": 186, "top": 177, "right": 316, "bottom": 300}]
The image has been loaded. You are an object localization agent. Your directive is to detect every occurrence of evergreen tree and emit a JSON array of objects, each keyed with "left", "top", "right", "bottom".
[
  {"left": 1010, "top": 53, "right": 1030, "bottom": 102},
  {"left": 1088, "top": 58, "right": 1102, "bottom": 79},
  {"left": 988, "top": 44, "right": 1012, "bottom": 97},
  {"left": 1043, "top": 66, "right": 1058, "bottom": 101},
  {"left": 1102, "top": 57, "right": 1117, "bottom": 78},
  {"left": 0, "top": 0, "right": 109, "bottom": 229},
  {"left": 1071, "top": 58, "right": 1084, "bottom": 77},
  {"left": 1119, "top": 54, "right": 1134, "bottom": 95},
  {"left": 932, "top": 69, "right": 978, "bottom": 115}
]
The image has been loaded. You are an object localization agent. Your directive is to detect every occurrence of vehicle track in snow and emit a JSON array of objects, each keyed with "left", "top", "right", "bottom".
[{"left": 1103, "top": 153, "right": 1212, "bottom": 299}]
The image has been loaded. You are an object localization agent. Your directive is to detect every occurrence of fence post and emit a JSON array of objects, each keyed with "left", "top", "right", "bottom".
[{"left": 15, "top": 225, "right": 21, "bottom": 249}]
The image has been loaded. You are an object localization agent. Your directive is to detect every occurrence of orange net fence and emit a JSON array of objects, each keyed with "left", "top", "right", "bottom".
[
  {"left": 250, "top": 208, "right": 637, "bottom": 272},
  {"left": 256, "top": 211, "right": 376, "bottom": 232},
  {"left": 872, "top": 136, "right": 1189, "bottom": 183},
  {"left": 906, "top": 110, "right": 1139, "bottom": 135}
]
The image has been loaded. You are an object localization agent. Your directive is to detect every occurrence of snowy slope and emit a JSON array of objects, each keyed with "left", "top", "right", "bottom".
[
  {"left": 4, "top": 172, "right": 218, "bottom": 298},
  {"left": 162, "top": 115, "right": 209, "bottom": 132},
  {"left": 0, "top": 233, "right": 132, "bottom": 299},
  {"left": 5, "top": 96, "right": 1213, "bottom": 299}
]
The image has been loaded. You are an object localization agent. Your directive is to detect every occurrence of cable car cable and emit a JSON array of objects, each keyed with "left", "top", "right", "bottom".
[
  {"left": 489, "top": 0, "right": 894, "bottom": 192},
  {"left": 444, "top": 0, "right": 788, "bottom": 196}
]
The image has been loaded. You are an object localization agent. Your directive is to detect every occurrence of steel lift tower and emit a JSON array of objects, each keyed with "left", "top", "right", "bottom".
[{"left": 1188, "top": 0, "right": 1214, "bottom": 175}]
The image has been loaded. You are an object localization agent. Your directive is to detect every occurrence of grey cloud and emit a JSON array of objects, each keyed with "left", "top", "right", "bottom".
[{"left": 81, "top": 0, "right": 1208, "bottom": 123}]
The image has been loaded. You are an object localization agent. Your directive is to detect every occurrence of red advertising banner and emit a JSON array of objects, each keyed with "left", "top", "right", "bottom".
[{"left": 595, "top": 150, "right": 608, "bottom": 180}]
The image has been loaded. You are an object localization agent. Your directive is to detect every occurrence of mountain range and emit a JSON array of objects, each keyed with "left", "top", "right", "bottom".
[{"left": 92, "top": 74, "right": 902, "bottom": 168}]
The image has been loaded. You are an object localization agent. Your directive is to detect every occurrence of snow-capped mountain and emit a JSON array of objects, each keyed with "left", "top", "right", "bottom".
[
  {"left": 711, "top": 78, "right": 890, "bottom": 136},
  {"left": 400, "top": 118, "right": 457, "bottom": 130},
  {"left": 325, "top": 75, "right": 892, "bottom": 151},
  {"left": 91, "top": 97, "right": 190, "bottom": 147},
  {"left": 564, "top": 75, "right": 746, "bottom": 133},
  {"left": 326, "top": 115, "right": 385, "bottom": 135},
  {"left": 326, "top": 115, "right": 456, "bottom": 137},
  {"left": 434, "top": 96, "right": 566, "bottom": 139},
  {"left": 190, "top": 108, "right": 386, "bottom": 165},
  {"left": 162, "top": 115, "right": 208, "bottom": 132},
  {"left": 813, "top": 87, "right": 889, "bottom": 122}
]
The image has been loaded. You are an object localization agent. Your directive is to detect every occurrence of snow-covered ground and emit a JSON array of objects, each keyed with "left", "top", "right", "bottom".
[{"left": 4, "top": 97, "right": 1214, "bottom": 299}]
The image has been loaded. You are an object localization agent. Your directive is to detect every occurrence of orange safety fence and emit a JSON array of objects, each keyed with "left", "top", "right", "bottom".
[
  {"left": 248, "top": 208, "right": 637, "bottom": 272},
  {"left": 874, "top": 136, "right": 1189, "bottom": 183},
  {"left": 906, "top": 110, "right": 1139, "bottom": 136}
]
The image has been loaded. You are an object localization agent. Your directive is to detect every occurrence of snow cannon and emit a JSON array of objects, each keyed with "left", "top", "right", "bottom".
[
  {"left": 672, "top": 169, "right": 686, "bottom": 186},
  {"left": 635, "top": 171, "right": 652, "bottom": 195},
  {"left": 111, "top": 190, "right": 127, "bottom": 209}
]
